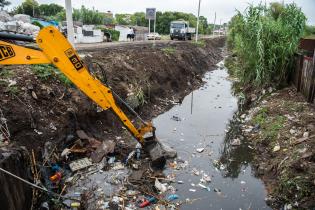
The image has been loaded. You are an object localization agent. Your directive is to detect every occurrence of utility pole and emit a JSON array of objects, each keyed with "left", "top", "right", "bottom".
[
  {"left": 148, "top": 19, "right": 151, "bottom": 34},
  {"left": 219, "top": 19, "right": 222, "bottom": 36},
  {"left": 65, "top": 0, "right": 75, "bottom": 46},
  {"left": 153, "top": 11, "right": 156, "bottom": 34},
  {"left": 212, "top": 12, "right": 216, "bottom": 36},
  {"left": 195, "top": 0, "right": 201, "bottom": 42}
]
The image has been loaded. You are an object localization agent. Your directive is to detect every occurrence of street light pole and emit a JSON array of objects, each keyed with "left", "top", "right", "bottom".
[
  {"left": 65, "top": 0, "right": 75, "bottom": 46},
  {"left": 195, "top": 0, "right": 201, "bottom": 42}
]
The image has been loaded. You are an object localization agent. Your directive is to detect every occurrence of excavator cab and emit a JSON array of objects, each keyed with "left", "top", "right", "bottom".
[{"left": 0, "top": 26, "right": 172, "bottom": 169}]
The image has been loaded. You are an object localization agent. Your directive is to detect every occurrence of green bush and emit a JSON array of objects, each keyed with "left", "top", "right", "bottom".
[
  {"left": 102, "top": 28, "right": 120, "bottom": 41},
  {"left": 227, "top": 3, "right": 306, "bottom": 87},
  {"left": 304, "top": 25, "right": 315, "bottom": 38}
]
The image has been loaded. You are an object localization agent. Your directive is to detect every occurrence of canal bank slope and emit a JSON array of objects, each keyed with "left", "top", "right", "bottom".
[{"left": 229, "top": 80, "right": 315, "bottom": 209}]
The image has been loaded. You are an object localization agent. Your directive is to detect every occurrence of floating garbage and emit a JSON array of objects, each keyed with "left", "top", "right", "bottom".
[
  {"left": 139, "top": 197, "right": 157, "bottom": 208},
  {"left": 189, "top": 189, "right": 196, "bottom": 192},
  {"left": 167, "top": 194, "right": 179, "bottom": 201},
  {"left": 155, "top": 178, "right": 167, "bottom": 193},
  {"left": 198, "top": 183, "right": 211, "bottom": 191},
  {"left": 171, "top": 115, "right": 181, "bottom": 121},
  {"left": 196, "top": 148, "right": 205, "bottom": 153}
]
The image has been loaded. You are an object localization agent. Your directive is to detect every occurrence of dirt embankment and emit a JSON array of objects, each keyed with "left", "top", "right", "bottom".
[
  {"left": 236, "top": 86, "right": 315, "bottom": 209},
  {"left": 0, "top": 38, "right": 225, "bottom": 209}
]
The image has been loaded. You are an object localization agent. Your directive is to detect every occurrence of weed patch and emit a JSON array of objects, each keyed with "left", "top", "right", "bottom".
[
  {"left": 161, "top": 47, "right": 176, "bottom": 55},
  {"left": 193, "top": 40, "right": 206, "bottom": 48},
  {"left": 31, "top": 64, "right": 72, "bottom": 86}
]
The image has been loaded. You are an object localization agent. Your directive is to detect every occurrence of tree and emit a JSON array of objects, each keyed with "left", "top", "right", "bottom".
[
  {"left": 130, "top": 12, "right": 147, "bottom": 26},
  {"left": 39, "top": 3, "right": 64, "bottom": 17},
  {"left": 0, "top": 0, "right": 10, "bottom": 9},
  {"left": 115, "top": 14, "right": 132, "bottom": 25},
  {"left": 72, "top": 6, "right": 104, "bottom": 25},
  {"left": 199, "top": 16, "right": 208, "bottom": 34},
  {"left": 14, "top": 0, "right": 40, "bottom": 17}
]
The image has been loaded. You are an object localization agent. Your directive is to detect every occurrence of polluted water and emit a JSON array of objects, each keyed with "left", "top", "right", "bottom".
[{"left": 153, "top": 61, "right": 271, "bottom": 210}]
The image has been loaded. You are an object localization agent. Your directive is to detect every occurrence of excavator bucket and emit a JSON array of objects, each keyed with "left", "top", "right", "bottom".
[
  {"left": 142, "top": 130, "right": 177, "bottom": 170},
  {"left": 143, "top": 136, "right": 167, "bottom": 170}
]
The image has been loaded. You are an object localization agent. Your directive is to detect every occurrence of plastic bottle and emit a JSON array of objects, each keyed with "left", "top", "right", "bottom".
[
  {"left": 167, "top": 194, "right": 179, "bottom": 201},
  {"left": 139, "top": 197, "right": 157, "bottom": 208},
  {"left": 49, "top": 171, "right": 62, "bottom": 182}
]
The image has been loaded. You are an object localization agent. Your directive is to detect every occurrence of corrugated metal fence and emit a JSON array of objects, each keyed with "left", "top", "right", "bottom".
[{"left": 292, "top": 39, "right": 315, "bottom": 103}]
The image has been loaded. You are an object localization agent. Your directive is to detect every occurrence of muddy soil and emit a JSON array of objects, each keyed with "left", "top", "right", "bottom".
[
  {"left": 234, "top": 86, "right": 315, "bottom": 209},
  {"left": 0, "top": 38, "right": 225, "bottom": 208}
]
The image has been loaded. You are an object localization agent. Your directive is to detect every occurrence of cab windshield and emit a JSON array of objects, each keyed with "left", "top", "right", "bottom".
[{"left": 171, "top": 23, "right": 185, "bottom": 29}]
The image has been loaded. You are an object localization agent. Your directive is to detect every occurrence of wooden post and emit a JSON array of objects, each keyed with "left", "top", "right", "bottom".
[
  {"left": 296, "top": 53, "right": 304, "bottom": 91},
  {"left": 310, "top": 49, "right": 315, "bottom": 103}
]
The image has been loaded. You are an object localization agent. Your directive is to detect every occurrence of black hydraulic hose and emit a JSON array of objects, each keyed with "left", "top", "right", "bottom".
[{"left": 0, "top": 31, "right": 34, "bottom": 42}]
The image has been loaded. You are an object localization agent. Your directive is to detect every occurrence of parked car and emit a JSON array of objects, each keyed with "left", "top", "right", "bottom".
[{"left": 147, "top": 33, "right": 161, "bottom": 40}]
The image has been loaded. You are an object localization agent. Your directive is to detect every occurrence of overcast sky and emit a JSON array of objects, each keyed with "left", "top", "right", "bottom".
[{"left": 8, "top": 0, "right": 315, "bottom": 25}]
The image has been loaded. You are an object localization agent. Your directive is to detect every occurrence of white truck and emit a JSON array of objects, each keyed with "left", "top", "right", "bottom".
[{"left": 170, "top": 20, "right": 195, "bottom": 41}]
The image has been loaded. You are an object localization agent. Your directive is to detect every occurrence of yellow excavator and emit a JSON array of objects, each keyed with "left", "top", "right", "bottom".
[{"left": 0, "top": 26, "right": 168, "bottom": 168}]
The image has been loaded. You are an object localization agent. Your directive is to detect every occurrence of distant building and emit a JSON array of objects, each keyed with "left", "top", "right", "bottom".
[{"left": 115, "top": 25, "right": 149, "bottom": 41}]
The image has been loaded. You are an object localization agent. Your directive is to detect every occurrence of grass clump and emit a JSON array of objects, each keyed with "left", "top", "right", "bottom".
[
  {"left": 7, "top": 86, "right": 19, "bottom": 95},
  {"left": 193, "top": 40, "right": 206, "bottom": 48},
  {"left": 32, "top": 64, "right": 72, "bottom": 86},
  {"left": 161, "top": 47, "right": 176, "bottom": 55},
  {"left": 0, "top": 68, "right": 14, "bottom": 78},
  {"left": 227, "top": 3, "right": 306, "bottom": 87},
  {"left": 252, "top": 107, "right": 285, "bottom": 140}
]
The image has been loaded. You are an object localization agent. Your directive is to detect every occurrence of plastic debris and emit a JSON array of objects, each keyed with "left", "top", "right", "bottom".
[
  {"left": 69, "top": 158, "right": 92, "bottom": 172},
  {"left": 198, "top": 183, "right": 211, "bottom": 191},
  {"left": 200, "top": 173, "right": 211, "bottom": 183},
  {"left": 126, "top": 151, "right": 135, "bottom": 163},
  {"left": 171, "top": 115, "right": 181, "bottom": 121},
  {"left": 192, "top": 168, "right": 200, "bottom": 176},
  {"left": 196, "top": 148, "right": 205, "bottom": 153},
  {"left": 214, "top": 188, "right": 221, "bottom": 193},
  {"left": 155, "top": 178, "right": 167, "bottom": 193},
  {"left": 139, "top": 197, "right": 157, "bottom": 208},
  {"left": 136, "top": 143, "right": 142, "bottom": 160},
  {"left": 108, "top": 156, "right": 116, "bottom": 164},
  {"left": 273, "top": 145, "right": 280, "bottom": 152},
  {"left": 231, "top": 138, "right": 241, "bottom": 146},
  {"left": 50, "top": 172, "right": 62, "bottom": 182},
  {"left": 167, "top": 194, "right": 179, "bottom": 201},
  {"left": 112, "top": 162, "right": 125, "bottom": 170},
  {"left": 189, "top": 189, "right": 196, "bottom": 192},
  {"left": 126, "top": 190, "right": 139, "bottom": 196},
  {"left": 61, "top": 148, "right": 71, "bottom": 159},
  {"left": 70, "top": 202, "right": 80, "bottom": 208}
]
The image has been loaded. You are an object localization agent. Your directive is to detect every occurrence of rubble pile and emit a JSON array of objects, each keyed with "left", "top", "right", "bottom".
[{"left": 0, "top": 11, "right": 40, "bottom": 37}]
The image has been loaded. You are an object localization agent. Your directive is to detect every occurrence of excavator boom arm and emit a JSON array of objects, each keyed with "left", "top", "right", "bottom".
[{"left": 0, "top": 26, "right": 153, "bottom": 144}]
